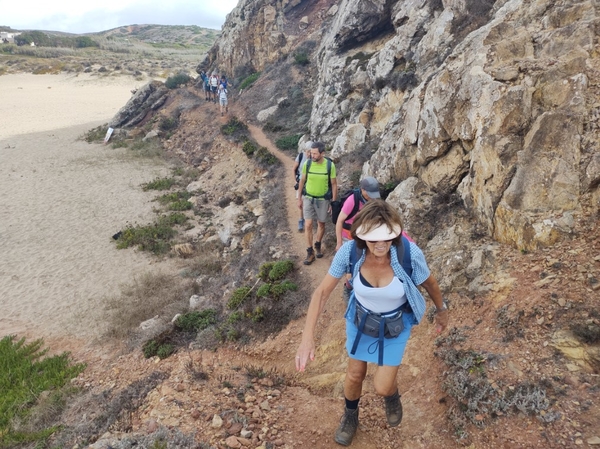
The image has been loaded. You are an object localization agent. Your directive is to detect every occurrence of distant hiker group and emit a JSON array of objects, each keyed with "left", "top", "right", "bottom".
[{"left": 199, "top": 70, "right": 229, "bottom": 116}]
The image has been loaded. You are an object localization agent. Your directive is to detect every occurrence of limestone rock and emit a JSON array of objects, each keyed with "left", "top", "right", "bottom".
[
  {"left": 551, "top": 329, "right": 600, "bottom": 372},
  {"left": 331, "top": 123, "right": 366, "bottom": 159},
  {"left": 189, "top": 295, "right": 209, "bottom": 309}
]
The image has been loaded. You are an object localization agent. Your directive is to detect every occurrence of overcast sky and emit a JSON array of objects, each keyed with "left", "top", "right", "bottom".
[{"left": 1, "top": 0, "right": 239, "bottom": 34}]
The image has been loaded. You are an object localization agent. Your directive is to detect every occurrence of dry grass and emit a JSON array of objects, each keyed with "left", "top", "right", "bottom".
[{"left": 103, "top": 272, "right": 195, "bottom": 339}]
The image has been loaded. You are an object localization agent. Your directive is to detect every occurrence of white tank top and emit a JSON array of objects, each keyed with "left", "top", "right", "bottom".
[{"left": 353, "top": 272, "right": 407, "bottom": 313}]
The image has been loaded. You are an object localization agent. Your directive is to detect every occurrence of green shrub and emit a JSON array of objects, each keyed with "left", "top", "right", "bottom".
[
  {"left": 259, "top": 260, "right": 294, "bottom": 281},
  {"left": 165, "top": 72, "right": 191, "bottom": 89},
  {"left": 270, "top": 280, "right": 298, "bottom": 298},
  {"left": 251, "top": 306, "right": 265, "bottom": 322},
  {"left": 156, "top": 344, "right": 175, "bottom": 359},
  {"left": 142, "top": 340, "right": 175, "bottom": 359},
  {"left": 116, "top": 223, "right": 176, "bottom": 254},
  {"left": 294, "top": 52, "right": 309, "bottom": 65},
  {"left": 156, "top": 191, "right": 191, "bottom": 205},
  {"left": 221, "top": 117, "right": 248, "bottom": 137},
  {"left": 142, "top": 340, "right": 159, "bottom": 358},
  {"left": 256, "top": 283, "right": 271, "bottom": 298},
  {"left": 268, "top": 260, "right": 294, "bottom": 281},
  {"left": 159, "top": 116, "right": 178, "bottom": 132},
  {"left": 0, "top": 336, "right": 86, "bottom": 448},
  {"left": 74, "top": 36, "right": 98, "bottom": 48},
  {"left": 275, "top": 134, "right": 302, "bottom": 151},
  {"left": 239, "top": 72, "right": 260, "bottom": 90},
  {"left": 226, "top": 328, "right": 240, "bottom": 341},
  {"left": 242, "top": 140, "right": 256, "bottom": 156},
  {"left": 168, "top": 199, "right": 193, "bottom": 211},
  {"left": 258, "top": 262, "right": 275, "bottom": 282},
  {"left": 227, "top": 286, "right": 252, "bottom": 309},
  {"left": 116, "top": 213, "right": 188, "bottom": 254},
  {"left": 157, "top": 212, "right": 188, "bottom": 226},
  {"left": 175, "top": 309, "right": 217, "bottom": 332},
  {"left": 82, "top": 124, "right": 109, "bottom": 143},
  {"left": 255, "top": 146, "right": 278, "bottom": 166},
  {"left": 226, "top": 311, "right": 244, "bottom": 324},
  {"left": 143, "top": 177, "right": 176, "bottom": 191}
]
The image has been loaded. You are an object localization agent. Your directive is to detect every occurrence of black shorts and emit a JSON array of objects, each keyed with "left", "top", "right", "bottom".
[{"left": 211, "top": 86, "right": 218, "bottom": 93}]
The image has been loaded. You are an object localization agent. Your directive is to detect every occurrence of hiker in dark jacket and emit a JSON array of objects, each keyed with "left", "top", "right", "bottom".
[{"left": 295, "top": 200, "right": 448, "bottom": 446}]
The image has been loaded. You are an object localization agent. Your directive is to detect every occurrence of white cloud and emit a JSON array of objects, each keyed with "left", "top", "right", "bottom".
[{"left": 1, "top": 0, "right": 239, "bottom": 33}]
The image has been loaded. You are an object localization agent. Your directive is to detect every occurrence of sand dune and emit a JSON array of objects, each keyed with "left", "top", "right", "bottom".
[{"left": 0, "top": 73, "right": 176, "bottom": 342}]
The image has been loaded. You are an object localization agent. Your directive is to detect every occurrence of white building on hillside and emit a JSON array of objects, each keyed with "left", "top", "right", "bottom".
[{"left": 1, "top": 32, "right": 19, "bottom": 43}]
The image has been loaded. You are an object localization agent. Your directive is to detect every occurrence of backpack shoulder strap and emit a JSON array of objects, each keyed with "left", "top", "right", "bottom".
[
  {"left": 396, "top": 235, "right": 412, "bottom": 278},
  {"left": 295, "top": 153, "right": 304, "bottom": 176},
  {"left": 348, "top": 240, "right": 360, "bottom": 276},
  {"left": 350, "top": 189, "right": 361, "bottom": 218}
]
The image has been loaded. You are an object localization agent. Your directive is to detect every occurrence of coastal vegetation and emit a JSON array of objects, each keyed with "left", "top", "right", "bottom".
[{"left": 0, "top": 336, "right": 85, "bottom": 448}]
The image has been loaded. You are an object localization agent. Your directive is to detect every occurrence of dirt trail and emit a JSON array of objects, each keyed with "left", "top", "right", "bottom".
[
  {"left": 245, "top": 122, "right": 348, "bottom": 346},
  {"left": 247, "top": 125, "right": 329, "bottom": 267}
]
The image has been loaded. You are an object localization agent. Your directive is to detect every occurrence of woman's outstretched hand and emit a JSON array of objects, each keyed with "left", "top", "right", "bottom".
[
  {"left": 295, "top": 340, "right": 315, "bottom": 372},
  {"left": 435, "top": 309, "right": 449, "bottom": 333}
]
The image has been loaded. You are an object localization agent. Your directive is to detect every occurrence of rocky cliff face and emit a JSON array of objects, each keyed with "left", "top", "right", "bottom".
[{"left": 201, "top": 0, "right": 599, "bottom": 293}]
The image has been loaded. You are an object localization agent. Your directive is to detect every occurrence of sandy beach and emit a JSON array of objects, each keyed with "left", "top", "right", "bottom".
[{"left": 0, "top": 73, "right": 176, "bottom": 344}]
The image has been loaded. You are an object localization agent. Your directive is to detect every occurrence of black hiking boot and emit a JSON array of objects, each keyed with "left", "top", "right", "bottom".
[
  {"left": 384, "top": 390, "right": 403, "bottom": 427},
  {"left": 334, "top": 407, "right": 358, "bottom": 446},
  {"left": 314, "top": 241, "right": 323, "bottom": 258},
  {"left": 304, "top": 247, "right": 315, "bottom": 265}
]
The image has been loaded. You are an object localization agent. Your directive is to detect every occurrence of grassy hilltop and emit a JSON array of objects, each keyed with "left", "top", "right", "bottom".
[{"left": 0, "top": 24, "right": 218, "bottom": 77}]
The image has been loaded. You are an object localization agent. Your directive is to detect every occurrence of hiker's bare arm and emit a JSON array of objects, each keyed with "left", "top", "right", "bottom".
[
  {"left": 419, "top": 275, "right": 443, "bottom": 310},
  {"left": 419, "top": 275, "right": 448, "bottom": 333},
  {"left": 296, "top": 273, "right": 341, "bottom": 371},
  {"left": 335, "top": 210, "right": 349, "bottom": 250},
  {"left": 331, "top": 177, "right": 338, "bottom": 201}
]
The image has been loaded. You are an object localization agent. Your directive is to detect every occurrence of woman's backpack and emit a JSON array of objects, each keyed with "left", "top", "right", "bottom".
[{"left": 331, "top": 189, "right": 361, "bottom": 226}]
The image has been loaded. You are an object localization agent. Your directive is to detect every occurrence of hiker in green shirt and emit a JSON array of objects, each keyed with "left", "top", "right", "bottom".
[{"left": 296, "top": 141, "right": 338, "bottom": 265}]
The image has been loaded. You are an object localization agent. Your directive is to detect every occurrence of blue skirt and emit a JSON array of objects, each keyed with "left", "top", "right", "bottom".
[{"left": 344, "top": 295, "right": 416, "bottom": 366}]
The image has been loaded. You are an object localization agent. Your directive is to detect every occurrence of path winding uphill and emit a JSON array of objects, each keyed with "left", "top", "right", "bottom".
[{"left": 42, "top": 94, "right": 600, "bottom": 449}]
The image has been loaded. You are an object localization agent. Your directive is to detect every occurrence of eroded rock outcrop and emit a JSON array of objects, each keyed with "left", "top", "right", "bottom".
[
  {"left": 200, "top": 0, "right": 599, "bottom": 291},
  {"left": 110, "top": 81, "right": 169, "bottom": 128},
  {"left": 307, "top": 0, "right": 599, "bottom": 255}
]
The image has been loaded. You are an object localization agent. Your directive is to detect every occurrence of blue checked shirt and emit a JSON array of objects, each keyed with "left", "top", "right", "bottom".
[{"left": 329, "top": 240, "right": 431, "bottom": 324}]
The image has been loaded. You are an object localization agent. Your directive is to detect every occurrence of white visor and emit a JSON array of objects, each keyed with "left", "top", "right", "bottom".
[{"left": 355, "top": 223, "right": 402, "bottom": 241}]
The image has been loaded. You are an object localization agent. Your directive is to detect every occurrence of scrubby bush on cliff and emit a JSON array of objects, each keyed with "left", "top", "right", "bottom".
[
  {"left": 275, "top": 134, "right": 302, "bottom": 151},
  {"left": 239, "top": 72, "right": 260, "bottom": 90},
  {"left": 165, "top": 72, "right": 191, "bottom": 89},
  {"left": 294, "top": 51, "right": 309, "bottom": 65},
  {"left": 435, "top": 335, "right": 554, "bottom": 442},
  {"left": 159, "top": 116, "right": 178, "bottom": 132}
]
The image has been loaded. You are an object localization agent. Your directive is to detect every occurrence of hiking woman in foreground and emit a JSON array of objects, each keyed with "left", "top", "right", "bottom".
[{"left": 295, "top": 199, "right": 448, "bottom": 446}]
